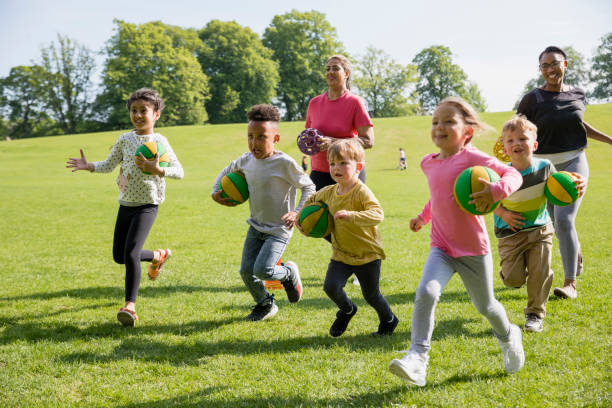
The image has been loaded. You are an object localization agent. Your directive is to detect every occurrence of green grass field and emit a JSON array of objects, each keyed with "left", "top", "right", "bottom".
[{"left": 1, "top": 105, "right": 611, "bottom": 407}]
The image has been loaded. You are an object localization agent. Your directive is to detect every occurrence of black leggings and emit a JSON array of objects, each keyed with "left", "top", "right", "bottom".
[
  {"left": 323, "top": 259, "right": 393, "bottom": 322},
  {"left": 113, "top": 204, "right": 157, "bottom": 302}
]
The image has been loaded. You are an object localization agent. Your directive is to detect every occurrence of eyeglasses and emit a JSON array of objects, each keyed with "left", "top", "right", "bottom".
[{"left": 539, "top": 60, "right": 563, "bottom": 70}]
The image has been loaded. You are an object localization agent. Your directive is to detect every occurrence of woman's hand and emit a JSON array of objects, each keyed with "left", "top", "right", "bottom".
[
  {"left": 66, "top": 149, "right": 93, "bottom": 172},
  {"left": 316, "top": 135, "right": 335, "bottom": 151},
  {"left": 211, "top": 190, "right": 237, "bottom": 207}
]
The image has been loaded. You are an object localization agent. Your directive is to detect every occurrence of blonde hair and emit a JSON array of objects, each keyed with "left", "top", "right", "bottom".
[
  {"left": 327, "top": 54, "right": 352, "bottom": 90},
  {"left": 327, "top": 139, "right": 365, "bottom": 163},
  {"left": 502, "top": 115, "right": 538, "bottom": 141},
  {"left": 437, "top": 96, "right": 494, "bottom": 139}
]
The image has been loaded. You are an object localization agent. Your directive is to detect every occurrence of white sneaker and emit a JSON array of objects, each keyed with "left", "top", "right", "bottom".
[
  {"left": 498, "top": 324, "right": 525, "bottom": 373},
  {"left": 389, "top": 351, "right": 428, "bottom": 386}
]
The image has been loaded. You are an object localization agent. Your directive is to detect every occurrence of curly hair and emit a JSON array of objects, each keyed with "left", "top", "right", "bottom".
[
  {"left": 246, "top": 104, "right": 280, "bottom": 123},
  {"left": 127, "top": 88, "right": 165, "bottom": 112}
]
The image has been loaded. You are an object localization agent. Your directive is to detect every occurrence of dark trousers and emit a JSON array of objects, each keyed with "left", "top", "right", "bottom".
[
  {"left": 113, "top": 204, "right": 157, "bottom": 302},
  {"left": 323, "top": 259, "right": 393, "bottom": 322}
]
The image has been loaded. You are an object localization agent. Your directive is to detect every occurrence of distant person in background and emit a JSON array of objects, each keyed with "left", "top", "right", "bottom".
[
  {"left": 305, "top": 54, "right": 374, "bottom": 191},
  {"left": 399, "top": 148, "right": 407, "bottom": 170},
  {"left": 301, "top": 155, "right": 309, "bottom": 172},
  {"left": 517, "top": 45, "right": 612, "bottom": 300}
]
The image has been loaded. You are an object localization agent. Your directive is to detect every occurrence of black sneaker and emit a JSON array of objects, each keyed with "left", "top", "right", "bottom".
[
  {"left": 282, "top": 261, "right": 302, "bottom": 303},
  {"left": 329, "top": 304, "right": 358, "bottom": 337},
  {"left": 372, "top": 314, "right": 399, "bottom": 336},
  {"left": 246, "top": 296, "right": 278, "bottom": 321}
]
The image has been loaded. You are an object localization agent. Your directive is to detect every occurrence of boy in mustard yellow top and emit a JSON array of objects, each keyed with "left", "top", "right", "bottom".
[{"left": 299, "top": 139, "right": 398, "bottom": 337}]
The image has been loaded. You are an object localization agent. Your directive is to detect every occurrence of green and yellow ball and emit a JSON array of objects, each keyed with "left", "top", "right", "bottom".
[
  {"left": 219, "top": 171, "right": 249, "bottom": 204},
  {"left": 298, "top": 201, "right": 333, "bottom": 238},
  {"left": 453, "top": 166, "right": 500, "bottom": 215},
  {"left": 545, "top": 171, "right": 579, "bottom": 206},
  {"left": 134, "top": 141, "right": 169, "bottom": 174}
]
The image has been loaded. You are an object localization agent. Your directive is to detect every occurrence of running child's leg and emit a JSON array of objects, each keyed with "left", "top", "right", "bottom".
[
  {"left": 353, "top": 259, "right": 393, "bottom": 322},
  {"left": 122, "top": 205, "right": 157, "bottom": 303},
  {"left": 410, "top": 247, "right": 455, "bottom": 355},
  {"left": 239, "top": 227, "right": 269, "bottom": 305},
  {"left": 455, "top": 252, "right": 511, "bottom": 339},
  {"left": 252, "top": 233, "right": 290, "bottom": 282},
  {"left": 323, "top": 260, "right": 354, "bottom": 313}
]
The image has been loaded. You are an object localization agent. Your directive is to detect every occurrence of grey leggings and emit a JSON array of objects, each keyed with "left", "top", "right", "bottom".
[
  {"left": 409, "top": 248, "right": 511, "bottom": 355},
  {"left": 546, "top": 152, "right": 589, "bottom": 281}
]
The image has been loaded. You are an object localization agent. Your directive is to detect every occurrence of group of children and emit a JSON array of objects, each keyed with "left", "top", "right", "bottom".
[{"left": 66, "top": 88, "right": 584, "bottom": 387}]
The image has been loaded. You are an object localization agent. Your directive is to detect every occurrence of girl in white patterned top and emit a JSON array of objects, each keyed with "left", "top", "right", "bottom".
[{"left": 66, "top": 88, "right": 184, "bottom": 327}]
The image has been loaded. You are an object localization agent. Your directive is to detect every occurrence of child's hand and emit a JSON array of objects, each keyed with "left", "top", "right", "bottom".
[
  {"left": 211, "top": 190, "right": 237, "bottom": 207},
  {"left": 281, "top": 211, "right": 297, "bottom": 229},
  {"left": 295, "top": 221, "right": 309, "bottom": 237},
  {"left": 410, "top": 216, "right": 424, "bottom": 232},
  {"left": 497, "top": 207, "right": 525, "bottom": 232},
  {"left": 469, "top": 178, "right": 495, "bottom": 213},
  {"left": 571, "top": 172, "right": 586, "bottom": 197},
  {"left": 334, "top": 210, "right": 350, "bottom": 220},
  {"left": 135, "top": 153, "right": 164, "bottom": 176},
  {"left": 66, "top": 149, "right": 93, "bottom": 172}
]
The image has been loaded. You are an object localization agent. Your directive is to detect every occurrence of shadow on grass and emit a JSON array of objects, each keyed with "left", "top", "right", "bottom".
[
  {"left": 115, "top": 385, "right": 411, "bottom": 408},
  {"left": 0, "top": 284, "right": 245, "bottom": 302}
]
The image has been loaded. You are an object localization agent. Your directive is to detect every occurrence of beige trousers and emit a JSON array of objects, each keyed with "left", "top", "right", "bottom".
[{"left": 498, "top": 223, "right": 554, "bottom": 318}]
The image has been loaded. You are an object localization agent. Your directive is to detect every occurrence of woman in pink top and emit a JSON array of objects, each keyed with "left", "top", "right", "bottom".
[
  {"left": 389, "top": 97, "right": 525, "bottom": 387},
  {"left": 305, "top": 54, "right": 374, "bottom": 191}
]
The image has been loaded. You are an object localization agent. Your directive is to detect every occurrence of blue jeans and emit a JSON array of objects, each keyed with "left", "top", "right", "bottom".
[{"left": 239, "top": 226, "right": 291, "bottom": 304}]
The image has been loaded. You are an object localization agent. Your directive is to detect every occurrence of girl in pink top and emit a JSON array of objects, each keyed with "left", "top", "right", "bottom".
[
  {"left": 305, "top": 55, "right": 374, "bottom": 191},
  {"left": 389, "top": 97, "right": 525, "bottom": 387}
]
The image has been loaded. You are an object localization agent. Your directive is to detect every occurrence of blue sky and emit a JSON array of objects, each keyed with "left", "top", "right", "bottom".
[{"left": 1, "top": 0, "right": 610, "bottom": 112}]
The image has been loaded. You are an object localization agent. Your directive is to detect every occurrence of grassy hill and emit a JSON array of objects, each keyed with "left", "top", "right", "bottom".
[{"left": 1, "top": 104, "right": 610, "bottom": 407}]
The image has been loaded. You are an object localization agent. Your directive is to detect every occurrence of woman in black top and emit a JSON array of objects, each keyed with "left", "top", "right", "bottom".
[{"left": 517, "top": 46, "right": 612, "bottom": 300}]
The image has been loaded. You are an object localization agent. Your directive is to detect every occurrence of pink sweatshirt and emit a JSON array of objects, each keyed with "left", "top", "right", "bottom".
[
  {"left": 305, "top": 91, "right": 373, "bottom": 172},
  {"left": 418, "top": 146, "right": 522, "bottom": 257}
]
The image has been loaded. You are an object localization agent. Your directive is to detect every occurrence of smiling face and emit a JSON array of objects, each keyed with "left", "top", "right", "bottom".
[
  {"left": 247, "top": 120, "right": 279, "bottom": 160},
  {"left": 502, "top": 128, "right": 538, "bottom": 167},
  {"left": 431, "top": 103, "right": 474, "bottom": 158},
  {"left": 325, "top": 58, "right": 349, "bottom": 90},
  {"left": 539, "top": 52, "right": 568, "bottom": 90},
  {"left": 129, "top": 100, "right": 161, "bottom": 135}
]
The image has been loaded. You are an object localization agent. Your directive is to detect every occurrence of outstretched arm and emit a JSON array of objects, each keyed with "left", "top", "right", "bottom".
[
  {"left": 584, "top": 121, "right": 612, "bottom": 145},
  {"left": 66, "top": 149, "right": 93, "bottom": 172}
]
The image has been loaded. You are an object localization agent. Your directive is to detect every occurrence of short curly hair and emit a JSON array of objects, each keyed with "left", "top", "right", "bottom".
[
  {"left": 127, "top": 88, "right": 165, "bottom": 112},
  {"left": 539, "top": 46, "right": 567, "bottom": 62},
  {"left": 247, "top": 104, "right": 280, "bottom": 123}
]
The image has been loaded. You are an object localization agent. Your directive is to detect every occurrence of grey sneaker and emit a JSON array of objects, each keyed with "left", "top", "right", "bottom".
[
  {"left": 524, "top": 314, "right": 543, "bottom": 333},
  {"left": 246, "top": 296, "right": 278, "bottom": 321},
  {"left": 553, "top": 285, "right": 578, "bottom": 299},
  {"left": 389, "top": 351, "right": 428, "bottom": 387},
  {"left": 498, "top": 324, "right": 525, "bottom": 373},
  {"left": 282, "top": 261, "right": 303, "bottom": 303}
]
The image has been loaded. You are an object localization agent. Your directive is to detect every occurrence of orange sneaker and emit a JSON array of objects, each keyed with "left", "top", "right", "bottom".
[{"left": 148, "top": 249, "right": 171, "bottom": 280}]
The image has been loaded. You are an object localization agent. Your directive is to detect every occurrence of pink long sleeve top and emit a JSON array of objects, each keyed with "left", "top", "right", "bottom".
[{"left": 418, "top": 146, "right": 522, "bottom": 257}]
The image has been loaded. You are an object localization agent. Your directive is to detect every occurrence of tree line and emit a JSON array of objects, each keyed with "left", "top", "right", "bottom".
[{"left": 1, "top": 10, "right": 610, "bottom": 139}]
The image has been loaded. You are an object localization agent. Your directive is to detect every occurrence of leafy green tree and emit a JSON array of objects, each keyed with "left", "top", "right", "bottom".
[
  {"left": 198, "top": 20, "right": 279, "bottom": 123},
  {"left": 590, "top": 33, "right": 612, "bottom": 102},
  {"left": 97, "top": 20, "right": 210, "bottom": 129},
  {"left": 514, "top": 46, "right": 589, "bottom": 108},
  {"left": 353, "top": 46, "right": 418, "bottom": 117},
  {"left": 0, "top": 65, "right": 57, "bottom": 138},
  {"left": 263, "top": 10, "right": 344, "bottom": 121},
  {"left": 413, "top": 45, "right": 486, "bottom": 112},
  {"left": 37, "top": 35, "right": 96, "bottom": 134}
]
